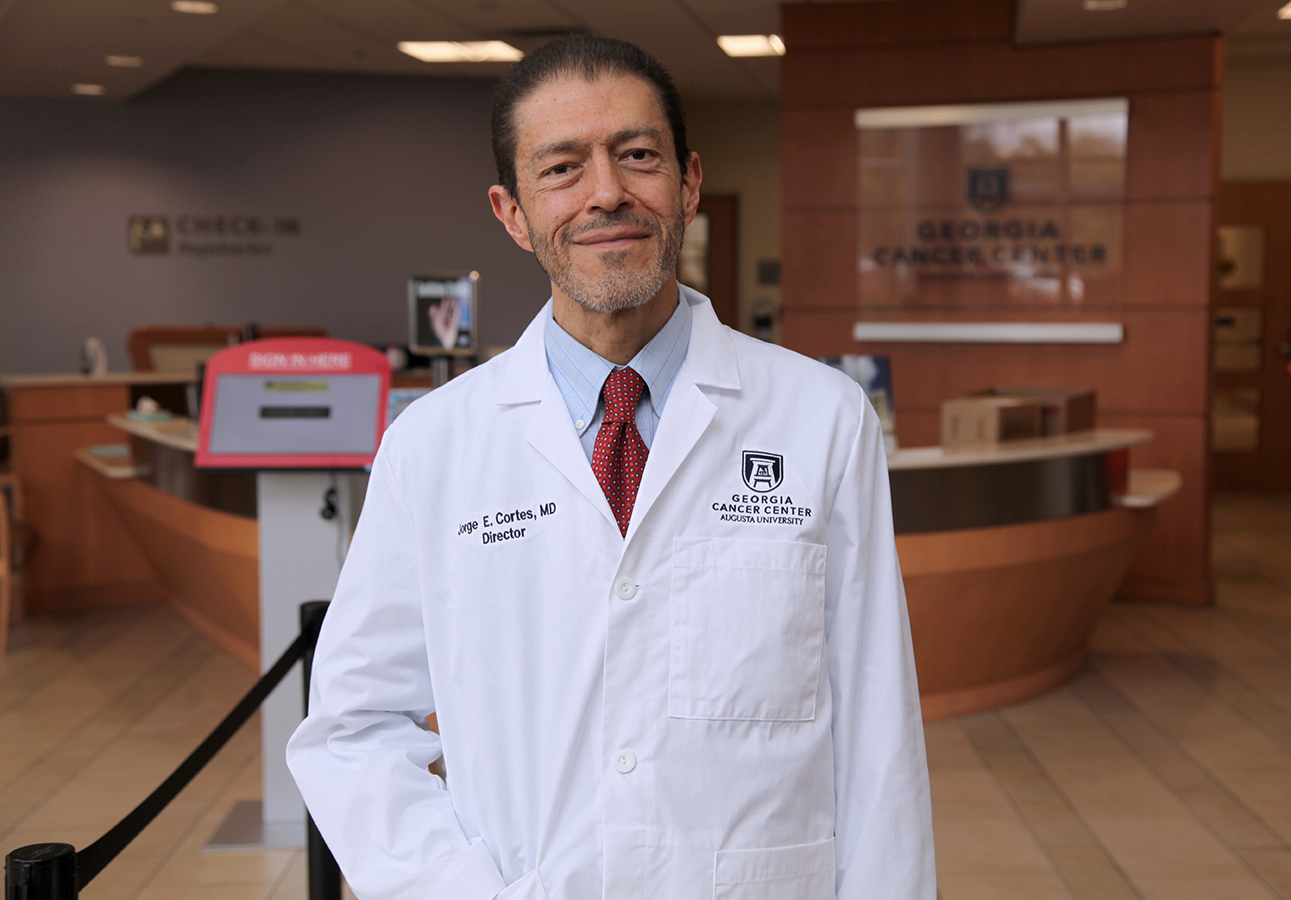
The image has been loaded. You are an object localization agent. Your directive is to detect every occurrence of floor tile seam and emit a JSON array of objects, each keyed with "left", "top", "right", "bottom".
[
  {"left": 1, "top": 630, "right": 206, "bottom": 725},
  {"left": 0, "top": 637, "right": 220, "bottom": 825},
  {"left": 1076, "top": 664, "right": 1282, "bottom": 878},
  {"left": 1236, "top": 847, "right": 1291, "bottom": 900},
  {"left": 1147, "top": 619, "right": 1291, "bottom": 756},
  {"left": 972, "top": 713, "right": 1144, "bottom": 898},
  {"left": 1110, "top": 606, "right": 1291, "bottom": 753},
  {"left": 264, "top": 849, "right": 305, "bottom": 900},
  {"left": 1172, "top": 670, "right": 1291, "bottom": 757},
  {"left": 1194, "top": 605, "right": 1291, "bottom": 666},
  {"left": 117, "top": 743, "right": 261, "bottom": 899},
  {"left": 0, "top": 617, "right": 143, "bottom": 715},
  {"left": 1046, "top": 843, "right": 1149, "bottom": 900}
]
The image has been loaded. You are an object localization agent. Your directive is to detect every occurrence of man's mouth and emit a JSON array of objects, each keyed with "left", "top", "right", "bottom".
[{"left": 571, "top": 228, "right": 653, "bottom": 251}]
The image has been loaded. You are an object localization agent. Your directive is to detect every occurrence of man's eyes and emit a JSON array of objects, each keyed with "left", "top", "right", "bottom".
[{"left": 539, "top": 149, "right": 657, "bottom": 178}]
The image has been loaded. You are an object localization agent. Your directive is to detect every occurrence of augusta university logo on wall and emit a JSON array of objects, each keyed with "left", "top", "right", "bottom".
[
  {"left": 128, "top": 215, "right": 170, "bottom": 254},
  {"left": 742, "top": 451, "right": 783, "bottom": 493},
  {"left": 966, "top": 167, "right": 1010, "bottom": 212}
]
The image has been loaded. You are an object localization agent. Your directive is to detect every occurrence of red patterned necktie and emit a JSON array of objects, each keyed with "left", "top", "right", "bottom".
[{"left": 591, "top": 367, "right": 649, "bottom": 537}]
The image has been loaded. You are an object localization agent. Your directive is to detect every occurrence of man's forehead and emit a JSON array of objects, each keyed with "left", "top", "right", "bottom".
[{"left": 515, "top": 73, "right": 670, "bottom": 140}]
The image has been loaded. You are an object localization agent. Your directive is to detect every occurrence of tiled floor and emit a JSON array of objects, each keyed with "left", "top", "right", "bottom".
[{"left": 1, "top": 492, "right": 1289, "bottom": 900}]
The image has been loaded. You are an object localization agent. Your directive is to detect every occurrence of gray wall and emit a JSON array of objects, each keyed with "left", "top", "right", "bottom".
[{"left": 0, "top": 68, "right": 551, "bottom": 374}]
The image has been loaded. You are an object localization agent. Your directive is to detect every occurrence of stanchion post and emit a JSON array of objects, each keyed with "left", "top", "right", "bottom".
[
  {"left": 299, "top": 601, "right": 341, "bottom": 900},
  {"left": 5, "top": 842, "right": 77, "bottom": 900}
]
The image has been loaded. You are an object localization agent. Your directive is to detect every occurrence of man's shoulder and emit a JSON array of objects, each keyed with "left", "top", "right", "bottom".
[
  {"left": 382, "top": 349, "right": 515, "bottom": 442},
  {"left": 724, "top": 328, "right": 866, "bottom": 409}
]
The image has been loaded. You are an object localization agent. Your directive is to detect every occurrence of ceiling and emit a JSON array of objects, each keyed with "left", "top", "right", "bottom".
[{"left": 0, "top": 0, "right": 1288, "bottom": 102}]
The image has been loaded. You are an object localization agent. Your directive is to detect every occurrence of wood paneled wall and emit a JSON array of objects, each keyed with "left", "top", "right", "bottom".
[{"left": 781, "top": 0, "right": 1220, "bottom": 605}]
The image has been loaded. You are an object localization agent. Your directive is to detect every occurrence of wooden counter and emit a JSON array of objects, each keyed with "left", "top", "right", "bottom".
[
  {"left": 82, "top": 415, "right": 260, "bottom": 667},
  {"left": 888, "top": 430, "right": 1178, "bottom": 720},
  {"left": 0, "top": 372, "right": 193, "bottom": 613}
]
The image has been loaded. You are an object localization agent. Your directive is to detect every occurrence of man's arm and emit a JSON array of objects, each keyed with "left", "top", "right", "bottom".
[
  {"left": 825, "top": 393, "right": 936, "bottom": 899},
  {"left": 286, "top": 442, "right": 507, "bottom": 900}
]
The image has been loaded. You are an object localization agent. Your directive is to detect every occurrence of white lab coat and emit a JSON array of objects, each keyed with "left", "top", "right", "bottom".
[{"left": 287, "top": 287, "right": 934, "bottom": 900}]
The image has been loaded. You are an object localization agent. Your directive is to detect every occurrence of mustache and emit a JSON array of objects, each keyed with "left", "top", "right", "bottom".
[{"left": 564, "top": 210, "right": 662, "bottom": 245}]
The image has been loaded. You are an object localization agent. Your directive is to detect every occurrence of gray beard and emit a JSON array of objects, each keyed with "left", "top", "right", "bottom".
[{"left": 529, "top": 209, "right": 686, "bottom": 313}]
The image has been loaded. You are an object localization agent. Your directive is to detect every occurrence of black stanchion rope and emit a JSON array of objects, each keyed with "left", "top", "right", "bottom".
[{"left": 76, "top": 632, "right": 308, "bottom": 887}]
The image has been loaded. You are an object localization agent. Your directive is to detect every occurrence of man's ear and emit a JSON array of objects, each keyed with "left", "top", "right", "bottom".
[
  {"left": 681, "top": 152, "right": 703, "bottom": 228},
  {"left": 489, "top": 185, "right": 533, "bottom": 253}
]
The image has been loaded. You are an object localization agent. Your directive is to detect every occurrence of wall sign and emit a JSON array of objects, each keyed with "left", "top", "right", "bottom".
[
  {"left": 127, "top": 214, "right": 302, "bottom": 258},
  {"left": 855, "top": 98, "right": 1127, "bottom": 307}
]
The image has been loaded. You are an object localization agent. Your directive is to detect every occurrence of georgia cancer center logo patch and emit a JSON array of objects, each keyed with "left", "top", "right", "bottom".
[
  {"left": 966, "top": 166, "right": 1010, "bottom": 212},
  {"left": 742, "top": 451, "right": 783, "bottom": 493}
]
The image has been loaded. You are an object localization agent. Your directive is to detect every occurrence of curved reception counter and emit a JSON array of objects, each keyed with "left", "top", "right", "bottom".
[
  {"left": 76, "top": 413, "right": 1175, "bottom": 718},
  {"left": 889, "top": 430, "right": 1179, "bottom": 720},
  {"left": 78, "top": 415, "right": 260, "bottom": 668}
]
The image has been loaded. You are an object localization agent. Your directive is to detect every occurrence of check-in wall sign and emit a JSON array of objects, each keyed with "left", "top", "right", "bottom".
[{"left": 127, "top": 214, "right": 302, "bottom": 258}]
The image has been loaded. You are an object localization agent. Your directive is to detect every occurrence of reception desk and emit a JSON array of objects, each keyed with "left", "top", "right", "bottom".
[
  {"left": 74, "top": 412, "right": 1173, "bottom": 716},
  {"left": 889, "top": 429, "right": 1179, "bottom": 720},
  {"left": 79, "top": 415, "right": 260, "bottom": 667},
  {"left": 1, "top": 372, "right": 192, "bottom": 613}
]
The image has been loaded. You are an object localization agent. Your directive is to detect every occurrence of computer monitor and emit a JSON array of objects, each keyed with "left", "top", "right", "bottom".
[{"left": 409, "top": 272, "right": 478, "bottom": 356}]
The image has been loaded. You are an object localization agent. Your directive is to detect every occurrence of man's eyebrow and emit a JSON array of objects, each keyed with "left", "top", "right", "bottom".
[
  {"left": 529, "top": 139, "right": 584, "bottom": 164},
  {"left": 527, "top": 127, "right": 666, "bottom": 165},
  {"left": 609, "top": 126, "right": 665, "bottom": 147}
]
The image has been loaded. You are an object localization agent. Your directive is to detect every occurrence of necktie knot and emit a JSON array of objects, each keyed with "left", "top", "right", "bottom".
[{"left": 602, "top": 367, "right": 646, "bottom": 424}]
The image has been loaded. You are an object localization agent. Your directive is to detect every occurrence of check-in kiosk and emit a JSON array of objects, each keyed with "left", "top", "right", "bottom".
[{"left": 197, "top": 338, "right": 390, "bottom": 846}]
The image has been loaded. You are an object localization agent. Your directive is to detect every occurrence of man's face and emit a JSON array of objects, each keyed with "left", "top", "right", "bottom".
[{"left": 490, "top": 74, "right": 701, "bottom": 313}]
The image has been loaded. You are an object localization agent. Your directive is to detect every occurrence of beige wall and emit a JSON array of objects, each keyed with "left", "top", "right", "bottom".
[
  {"left": 684, "top": 99, "right": 781, "bottom": 333},
  {"left": 1223, "top": 55, "right": 1291, "bottom": 181}
]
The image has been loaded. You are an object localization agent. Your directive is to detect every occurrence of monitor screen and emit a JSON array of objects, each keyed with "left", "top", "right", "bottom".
[
  {"left": 409, "top": 272, "right": 478, "bottom": 355},
  {"left": 207, "top": 374, "right": 382, "bottom": 456}
]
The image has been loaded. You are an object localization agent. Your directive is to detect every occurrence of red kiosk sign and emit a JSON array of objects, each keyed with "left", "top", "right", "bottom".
[{"left": 196, "top": 337, "right": 391, "bottom": 469}]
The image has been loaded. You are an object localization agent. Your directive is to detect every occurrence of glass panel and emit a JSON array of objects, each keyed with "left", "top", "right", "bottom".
[
  {"left": 856, "top": 98, "right": 1127, "bottom": 309},
  {"left": 1217, "top": 226, "right": 1265, "bottom": 290},
  {"left": 1212, "top": 389, "right": 1260, "bottom": 452}
]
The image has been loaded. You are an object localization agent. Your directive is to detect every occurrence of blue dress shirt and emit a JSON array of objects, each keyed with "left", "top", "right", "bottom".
[{"left": 544, "top": 297, "right": 692, "bottom": 462}]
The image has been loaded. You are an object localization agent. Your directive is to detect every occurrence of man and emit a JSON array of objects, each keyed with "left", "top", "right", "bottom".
[{"left": 288, "top": 35, "right": 934, "bottom": 900}]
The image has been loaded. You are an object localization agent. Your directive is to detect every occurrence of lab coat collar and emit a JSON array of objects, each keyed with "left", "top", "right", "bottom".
[
  {"left": 676, "top": 284, "right": 740, "bottom": 392},
  {"left": 495, "top": 286, "right": 741, "bottom": 539},
  {"left": 496, "top": 286, "right": 739, "bottom": 403}
]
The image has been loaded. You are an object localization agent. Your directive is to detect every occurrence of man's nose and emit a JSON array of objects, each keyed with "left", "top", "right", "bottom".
[{"left": 584, "top": 153, "right": 630, "bottom": 213}]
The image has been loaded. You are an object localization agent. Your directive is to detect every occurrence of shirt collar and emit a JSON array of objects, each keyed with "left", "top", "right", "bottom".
[{"left": 543, "top": 295, "right": 692, "bottom": 434}]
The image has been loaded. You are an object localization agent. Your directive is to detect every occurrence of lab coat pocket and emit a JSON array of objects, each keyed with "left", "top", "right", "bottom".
[
  {"left": 670, "top": 536, "right": 827, "bottom": 721},
  {"left": 713, "top": 837, "right": 834, "bottom": 900}
]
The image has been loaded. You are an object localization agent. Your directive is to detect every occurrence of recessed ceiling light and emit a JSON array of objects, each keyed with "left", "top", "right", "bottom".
[
  {"left": 1082, "top": 0, "right": 1127, "bottom": 10},
  {"left": 171, "top": 1, "right": 219, "bottom": 14},
  {"left": 716, "top": 35, "right": 786, "bottom": 57},
  {"left": 106, "top": 55, "right": 144, "bottom": 67},
  {"left": 397, "top": 41, "right": 523, "bottom": 63},
  {"left": 72, "top": 84, "right": 107, "bottom": 96},
  {"left": 1279, "top": 1, "right": 1291, "bottom": 19}
]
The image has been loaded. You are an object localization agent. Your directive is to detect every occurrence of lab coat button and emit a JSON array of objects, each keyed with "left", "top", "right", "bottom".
[
  {"left": 614, "top": 577, "right": 637, "bottom": 601},
  {"left": 614, "top": 750, "right": 636, "bottom": 774}
]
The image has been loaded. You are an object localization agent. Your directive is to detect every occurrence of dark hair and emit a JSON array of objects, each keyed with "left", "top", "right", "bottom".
[{"left": 491, "top": 35, "right": 689, "bottom": 200}]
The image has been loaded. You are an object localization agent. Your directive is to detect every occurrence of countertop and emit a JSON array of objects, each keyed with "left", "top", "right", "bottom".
[
  {"left": 887, "top": 428, "right": 1152, "bottom": 471},
  {"left": 107, "top": 414, "right": 199, "bottom": 453},
  {"left": 1, "top": 371, "right": 195, "bottom": 389}
]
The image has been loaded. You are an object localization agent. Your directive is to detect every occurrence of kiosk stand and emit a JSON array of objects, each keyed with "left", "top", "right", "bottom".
[{"left": 196, "top": 338, "right": 390, "bottom": 847}]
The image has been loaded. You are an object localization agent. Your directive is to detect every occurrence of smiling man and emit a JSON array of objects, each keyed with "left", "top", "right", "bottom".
[{"left": 288, "top": 36, "right": 934, "bottom": 900}]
